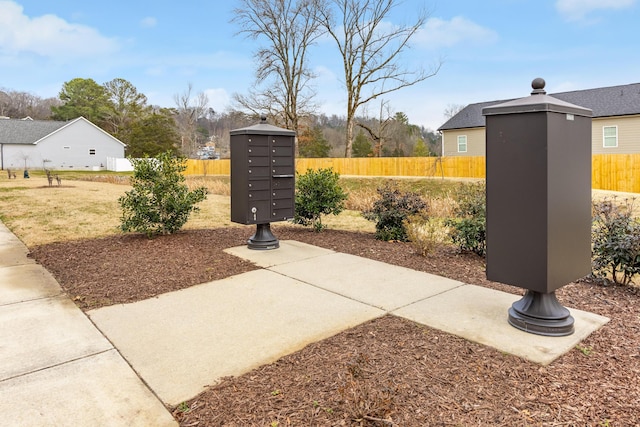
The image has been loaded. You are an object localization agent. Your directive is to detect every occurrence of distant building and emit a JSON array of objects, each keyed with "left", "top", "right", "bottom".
[
  {"left": 438, "top": 82, "right": 640, "bottom": 156},
  {"left": 0, "top": 116, "right": 125, "bottom": 170}
]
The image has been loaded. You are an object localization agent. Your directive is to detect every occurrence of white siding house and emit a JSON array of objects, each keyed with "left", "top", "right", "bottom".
[{"left": 0, "top": 117, "right": 125, "bottom": 170}]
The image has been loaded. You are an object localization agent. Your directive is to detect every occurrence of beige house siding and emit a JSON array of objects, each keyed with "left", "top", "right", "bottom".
[
  {"left": 443, "top": 115, "right": 640, "bottom": 156},
  {"left": 592, "top": 115, "right": 640, "bottom": 154},
  {"left": 442, "top": 127, "right": 486, "bottom": 156}
]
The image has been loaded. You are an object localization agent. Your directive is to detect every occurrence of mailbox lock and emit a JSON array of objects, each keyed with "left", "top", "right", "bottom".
[{"left": 251, "top": 207, "right": 257, "bottom": 221}]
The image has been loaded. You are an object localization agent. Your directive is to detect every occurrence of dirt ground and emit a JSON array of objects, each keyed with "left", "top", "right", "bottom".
[{"left": 28, "top": 225, "right": 640, "bottom": 426}]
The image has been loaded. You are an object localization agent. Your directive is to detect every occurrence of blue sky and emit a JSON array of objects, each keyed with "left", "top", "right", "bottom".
[{"left": 1, "top": 0, "right": 638, "bottom": 130}]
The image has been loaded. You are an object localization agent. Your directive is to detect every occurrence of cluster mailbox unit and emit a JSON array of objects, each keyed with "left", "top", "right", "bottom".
[
  {"left": 483, "top": 78, "right": 592, "bottom": 336},
  {"left": 230, "top": 117, "right": 296, "bottom": 249}
]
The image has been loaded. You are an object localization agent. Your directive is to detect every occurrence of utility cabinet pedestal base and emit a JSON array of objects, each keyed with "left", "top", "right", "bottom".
[
  {"left": 247, "top": 223, "right": 279, "bottom": 250},
  {"left": 508, "top": 290, "right": 575, "bottom": 337}
]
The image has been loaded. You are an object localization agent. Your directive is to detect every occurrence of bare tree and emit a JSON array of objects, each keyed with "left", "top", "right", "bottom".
[
  {"left": 232, "top": 0, "right": 323, "bottom": 140},
  {"left": 358, "top": 97, "right": 393, "bottom": 156},
  {"left": 316, "top": 0, "right": 441, "bottom": 157},
  {"left": 444, "top": 103, "right": 465, "bottom": 119},
  {"left": 173, "top": 83, "right": 209, "bottom": 157},
  {"left": 0, "top": 89, "right": 60, "bottom": 119},
  {"left": 0, "top": 90, "right": 10, "bottom": 117}
]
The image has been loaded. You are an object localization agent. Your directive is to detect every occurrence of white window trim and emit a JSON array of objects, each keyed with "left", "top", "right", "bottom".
[
  {"left": 603, "top": 125, "right": 618, "bottom": 148},
  {"left": 457, "top": 135, "right": 468, "bottom": 153}
]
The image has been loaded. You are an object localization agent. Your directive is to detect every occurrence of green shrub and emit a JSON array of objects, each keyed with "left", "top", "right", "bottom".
[
  {"left": 119, "top": 151, "right": 207, "bottom": 237},
  {"left": 293, "top": 168, "right": 348, "bottom": 232},
  {"left": 591, "top": 198, "right": 640, "bottom": 285},
  {"left": 445, "top": 182, "right": 486, "bottom": 256},
  {"left": 362, "top": 183, "right": 427, "bottom": 241}
]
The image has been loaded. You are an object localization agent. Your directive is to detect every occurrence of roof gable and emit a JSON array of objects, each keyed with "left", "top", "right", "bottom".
[
  {"left": 0, "top": 117, "right": 126, "bottom": 147},
  {"left": 0, "top": 118, "right": 67, "bottom": 145},
  {"left": 35, "top": 117, "right": 126, "bottom": 147},
  {"left": 438, "top": 82, "right": 640, "bottom": 131}
]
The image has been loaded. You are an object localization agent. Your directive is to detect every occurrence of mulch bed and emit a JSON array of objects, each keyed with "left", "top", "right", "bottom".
[{"left": 28, "top": 225, "right": 640, "bottom": 426}]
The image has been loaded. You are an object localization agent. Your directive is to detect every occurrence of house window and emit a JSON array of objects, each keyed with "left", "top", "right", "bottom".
[
  {"left": 603, "top": 126, "right": 618, "bottom": 148},
  {"left": 89, "top": 149, "right": 96, "bottom": 155},
  {"left": 457, "top": 135, "right": 467, "bottom": 153}
]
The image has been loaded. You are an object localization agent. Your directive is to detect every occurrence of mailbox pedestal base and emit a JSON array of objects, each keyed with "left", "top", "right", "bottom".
[
  {"left": 248, "top": 223, "right": 279, "bottom": 250},
  {"left": 508, "top": 290, "right": 574, "bottom": 336}
]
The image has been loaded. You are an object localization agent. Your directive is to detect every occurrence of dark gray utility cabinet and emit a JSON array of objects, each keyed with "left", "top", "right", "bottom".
[
  {"left": 482, "top": 78, "right": 592, "bottom": 336},
  {"left": 230, "top": 118, "right": 295, "bottom": 249}
]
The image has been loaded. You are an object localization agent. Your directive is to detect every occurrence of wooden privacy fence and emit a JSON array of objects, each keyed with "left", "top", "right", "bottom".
[
  {"left": 592, "top": 154, "right": 640, "bottom": 193},
  {"left": 186, "top": 154, "right": 640, "bottom": 193},
  {"left": 185, "top": 157, "right": 486, "bottom": 179}
]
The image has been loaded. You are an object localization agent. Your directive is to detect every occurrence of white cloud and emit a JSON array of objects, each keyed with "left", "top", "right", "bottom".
[
  {"left": 314, "top": 65, "right": 338, "bottom": 82},
  {"left": 204, "top": 88, "right": 231, "bottom": 113},
  {"left": 0, "top": 1, "right": 117, "bottom": 58},
  {"left": 555, "top": 0, "right": 636, "bottom": 21},
  {"left": 140, "top": 16, "right": 157, "bottom": 28},
  {"left": 415, "top": 16, "right": 498, "bottom": 50}
]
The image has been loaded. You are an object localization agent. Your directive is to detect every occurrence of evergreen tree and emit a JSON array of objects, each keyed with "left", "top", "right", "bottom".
[
  {"left": 352, "top": 130, "right": 373, "bottom": 157},
  {"left": 413, "top": 138, "right": 430, "bottom": 156},
  {"left": 125, "top": 110, "right": 180, "bottom": 157},
  {"left": 51, "top": 78, "right": 110, "bottom": 124},
  {"left": 298, "top": 126, "right": 331, "bottom": 158}
]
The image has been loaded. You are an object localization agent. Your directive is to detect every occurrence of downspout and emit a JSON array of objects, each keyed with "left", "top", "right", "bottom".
[
  {"left": 440, "top": 131, "right": 444, "bottom": 157},
  {"left": 1, "top": 143, "right": 3, "bottom": 170}
]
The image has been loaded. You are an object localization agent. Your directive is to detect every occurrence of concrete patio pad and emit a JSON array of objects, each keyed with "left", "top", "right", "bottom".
[
  {"left": 393, "top": 284, "right": 611, "bottom": 365},
  {"left": 0, "top": 350, "right": 176, "bottom": 427},
  {"left": 224, "top": 240, "right": 335, "bottom": 268},
  {"left": 0, "top": 296, "right": 112, "bottom": 381},
  {"left": 230, "top": 242, "right": 610, "bottom": 365},
  {"left": 269, "top": 251, "right": 464, "bottom": 311},
  {"left": 89, "top": 269, "right": 384, "bottom": 405}
]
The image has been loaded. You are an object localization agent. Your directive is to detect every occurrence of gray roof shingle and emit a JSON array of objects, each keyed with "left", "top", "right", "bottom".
[
  {"left": 438, "top": 82, "right": 640, "bottom": 131},
  {"left": 0, "top": 119, "right": 68, "bottom": 145}
]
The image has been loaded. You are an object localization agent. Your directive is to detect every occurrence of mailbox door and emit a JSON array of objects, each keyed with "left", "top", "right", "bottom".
[
  {"left": 246, "top": 135, "right": 272, "bottom": 223},
  {"left": 270, "top": 136, "right": 295, "bottom": 221}
]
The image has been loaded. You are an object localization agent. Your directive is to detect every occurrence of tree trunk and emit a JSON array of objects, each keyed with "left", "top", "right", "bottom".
[{"left": 345, "top": 116, "right": 354, "bottom": 158}]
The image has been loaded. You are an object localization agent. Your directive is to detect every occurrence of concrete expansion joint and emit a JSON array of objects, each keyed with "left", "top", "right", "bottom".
[
  {"left": 0, "top": 348, "right": 114, "bottom": 384},
  {"left": 264, "top": 267, "right": 363, "bottom": 304},
  {"left": 390, "top": 282, "right": 469, "bottom": 314},
  {"left": 85, "top": 315, "right": 168, "bottom": 407},
  {"left": 0, "top": 293, "right": 64, "bottom": 308}
]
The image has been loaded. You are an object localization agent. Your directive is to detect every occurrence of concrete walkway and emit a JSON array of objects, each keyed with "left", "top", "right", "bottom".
[
  {"left": 0, "top": 224, "right": 610, "bottom": 424},
  {"left": 0, "top": 223, "right": 177, "bottom": 427}
]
